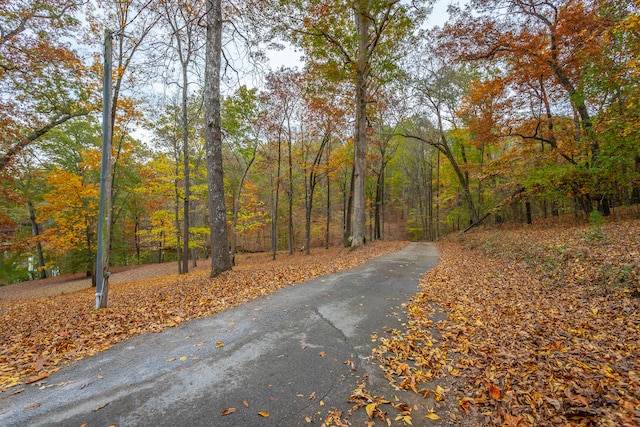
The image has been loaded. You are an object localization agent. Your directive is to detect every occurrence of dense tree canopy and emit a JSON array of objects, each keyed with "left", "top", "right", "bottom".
[{"left": 0, "top": 0, "right": 637, "bottom": 284}]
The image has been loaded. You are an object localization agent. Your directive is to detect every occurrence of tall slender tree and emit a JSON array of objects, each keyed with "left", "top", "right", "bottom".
[
  {"left": 156, "top": 0, "right": 205, "bottom": 274},
  {"left": 204, "top": 0, "right": 232, "bottom": 276},
  {"left": 262, "top": 0, "right": 428, "bottom": 248}
]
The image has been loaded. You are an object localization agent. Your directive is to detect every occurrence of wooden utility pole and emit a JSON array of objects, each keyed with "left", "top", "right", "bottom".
[{"left": 96, "top": 29, "right": 113, "bottom": 309}]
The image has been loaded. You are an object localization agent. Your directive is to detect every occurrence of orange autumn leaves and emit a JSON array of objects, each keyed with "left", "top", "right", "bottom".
[
  {"left": 0, "top": 241, "right": 407, "bottom": 393},
  {"left": 368, "top": 219, "right": 639, "bottom": 426}
]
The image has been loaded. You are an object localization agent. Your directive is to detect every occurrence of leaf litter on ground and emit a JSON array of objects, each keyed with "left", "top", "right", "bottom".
[
  {"left": 0, "top": 241, "right": 406, "bottom": 392},
  {"left": 341, "top": 219, "right": 639, "bottom": 427}
]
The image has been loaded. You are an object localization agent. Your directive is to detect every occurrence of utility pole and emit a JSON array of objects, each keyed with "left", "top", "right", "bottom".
[{"left": 96, "top": 29, "right": 113, "bottom": 309}]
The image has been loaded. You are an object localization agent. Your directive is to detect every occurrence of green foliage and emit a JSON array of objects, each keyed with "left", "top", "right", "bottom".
[
  {"left": 585, "top": 210, "right": 608, "bottom": 241},
  {"left": 0, "top": 251, "right": 34, "bottom": 285}
]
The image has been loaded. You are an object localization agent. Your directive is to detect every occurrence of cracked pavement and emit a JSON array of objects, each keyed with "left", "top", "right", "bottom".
[{"left": 0, "top": 243, "right": 439, "bottom": 426}]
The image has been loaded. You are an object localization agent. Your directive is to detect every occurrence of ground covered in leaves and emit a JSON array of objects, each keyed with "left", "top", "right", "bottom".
[
  {"left": 361, "top": 218, "right": 639, "bottom": 426},
  {"left": 0, "top": 241, "right": 406, "bottom": 393}
]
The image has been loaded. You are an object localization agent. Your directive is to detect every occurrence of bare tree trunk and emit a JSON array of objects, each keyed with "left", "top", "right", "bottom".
[
  {"left": 351, "top": 8, "right": 369, "bottom": 249},
  {"left": 174, "top": 173, "right": 182, "bottom": 274},
  {"left": 435, "top": 151, "right": 440, "bottom": 240},
  {"left": 304, "top": 134, "right": 328, "bottom": 255},
  {"left": 204, "top": 0, "right": 232, "bottom": 277},
  {"left": 325, "top": 146, "right": 331, "bottom": 249},
  {"left": 182, "top": 63, "right": 190, "bottom": 274},
  {"left": 271, "top": 134, "right": 282, "bottom": 260},
  {"left": 343, "top": 165, "right": 354, "bottom": 247},
  {"left": 373, "top": 169, "right": 382, "bottom": 240},
  {"left": 287, "top": 125, "right": 294, "bottom": 255}
]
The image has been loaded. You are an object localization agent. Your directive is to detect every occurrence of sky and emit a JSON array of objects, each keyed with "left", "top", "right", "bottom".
[{"left": 266, "top": 0, "right": 458, "bottom": 70}]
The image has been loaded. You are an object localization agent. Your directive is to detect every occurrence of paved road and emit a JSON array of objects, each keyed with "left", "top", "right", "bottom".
[{"left": 0, "top": 243, "right": 439, "bottom": 427}]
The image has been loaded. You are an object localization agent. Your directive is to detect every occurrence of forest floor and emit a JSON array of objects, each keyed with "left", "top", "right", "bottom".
[
  {"left": 0, "top": 260, "right": 210, "bottom": 301},
  {"left": 359, "top": 216, "right": 640, "bottom": 427}
]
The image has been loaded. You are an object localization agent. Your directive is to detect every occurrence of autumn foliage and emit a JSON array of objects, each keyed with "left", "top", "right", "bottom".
[
  {"left": 367, "top": 219, "right": 639, "bottom": 426},
  {"left": 0, "top": 241, "right": 406, "bottom": 393}
]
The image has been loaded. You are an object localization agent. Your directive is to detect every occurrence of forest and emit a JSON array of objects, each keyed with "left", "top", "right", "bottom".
[{"left": 1, "top": 0, "right": 639, "bottom": 285}]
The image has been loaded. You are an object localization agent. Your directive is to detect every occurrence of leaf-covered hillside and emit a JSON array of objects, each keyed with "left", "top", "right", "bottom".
[{"left": 368, "top": 219, "right": 639, "bottom": 426}]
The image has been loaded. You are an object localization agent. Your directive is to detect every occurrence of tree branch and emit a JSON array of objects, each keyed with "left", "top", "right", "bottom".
[{"left": 0, "top": 111, "right": 87, "bottom": 172}]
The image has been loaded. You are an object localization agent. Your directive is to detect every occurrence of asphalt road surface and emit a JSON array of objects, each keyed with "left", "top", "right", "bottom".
[{"left": 0, "top": 242, "right": 440, "bottom": 427}]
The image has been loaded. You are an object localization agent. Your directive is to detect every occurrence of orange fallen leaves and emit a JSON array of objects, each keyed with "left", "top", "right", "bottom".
[
  {"left": 221, "top": 407, "right": 236, "bottom": 416},
  {"left": 488, "top": 384, "right": 500, "bottom": 401},
  {"left": 368, "top": 219, "right": 640, "bottom": 426},
  {"left": 0, "top": 241, "right": 406, "bottom": 393}
]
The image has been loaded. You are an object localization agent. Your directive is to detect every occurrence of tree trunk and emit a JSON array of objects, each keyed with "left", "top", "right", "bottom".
[
  {"left": 231, "top": 155, "right": 255, "bottom": 257},
  {"left": 373, "top": 168, "right": 383, "bottom": 241},
  {"left": 351, "top": 8, "right": 369, "bottom": 249},
  {"left": 134, "top": 213, "right": 141, "bottom": 264},
  {"left": 174, "top": 174, "right": 182, "bottom": 274},
  {"left": 325, "top": 169, "right": 331, "bottom": 249},
  {"left": 271, "top": 134, "right": 282, "bottom": 260},
  {"left": 287, "top": 124, "right": 294, "bottom": 255},
  {"left": 27, "top": 200, "right": 47, "bottom": 279},
  {"left": 343, "top": 165, "right": 354, "bottom": 247},
  {"left": 304, "top": 134, "right": 328, "bottom": 255},
  {"left": 182, "top": 62, "right": 190, "bottom": 274},
  {"left": 435, "top": 151, "right": 440, "bottom": 240},
  {"left": 204, "top": 0, "right": 232, "bottom": 277}
]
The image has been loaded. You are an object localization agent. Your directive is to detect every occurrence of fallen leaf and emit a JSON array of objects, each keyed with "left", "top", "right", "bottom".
[
  {"left": 395, "top": 413, "right": 413, "bottom": 425},
  {"left": 221, "top": 407, "right": 236, "bottom": 416},
  {"left": 165, "top": 357, "right": 176, "bottom": 362},
  {"left": 216, "top": 341, "right": 224, "bottom": 348},
  {"left": 425, "top": 412, "right": 440, "bottom": 420},
  {"left": 319, "top": 351, "right": 326, "bottom": 358},
  {"left": 345, "top": 359, "right": 356, "bottom": 370},
  {"left": 25, "top": 372, "right": 50, "bottom": 384},
  {"left": 179, "top": 356, "right": 187, "bottom": 361},
  {"left": 365, "top": 402, "right": 377, "bottom": 419},
  {"left": 489, "top": 384, "right": 501, "bottom": 400},
  {"left": 9, "top": 388, "right": 24, "bottom": 396},
  {"left": 23, "top": 402, "right": 41, "bottom": 409},
  {"left": 545, "top": 397, "right": 562, "bottom": 411},
  {"left": 504, "top": 412, "right": 523, "bottom": 426},
  {"left": 93, "top": 402, "right": 109, "bottom": 412},
  {"left": 243, "top": 399, "right": 249, "bottom": 407},
  {"left": 258, "top": 411, "right": 270, "bottom": 417}
]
